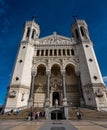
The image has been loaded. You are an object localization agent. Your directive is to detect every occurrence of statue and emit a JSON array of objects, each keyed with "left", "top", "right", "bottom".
[{"left": 55, "top": 99, "right": 58, "bottom": 107}]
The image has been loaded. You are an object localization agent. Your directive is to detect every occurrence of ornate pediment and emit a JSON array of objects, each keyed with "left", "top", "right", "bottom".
[{"left": 35, "top": 32, "right": 75, "bottom": 45}]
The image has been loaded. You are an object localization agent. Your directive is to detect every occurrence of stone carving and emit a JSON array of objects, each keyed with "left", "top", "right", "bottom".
[
  {"left": 9, "top": 90, "right": 16, "bottom": 98},
  {"left": 39, "top": 34, "right": 72, "bottom": 45},
  {"left": 36, "top": 84, "right": 45, "bottom": 93},
  {"left": 95, "top": 89, "right": 103, "bottom": 97},
  {"left": 52, "top": 83, "right": 61, "bottom": 91}
]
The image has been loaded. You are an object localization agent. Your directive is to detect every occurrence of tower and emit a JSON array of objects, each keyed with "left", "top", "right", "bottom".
[
  {"left": 4, "top": 18, "right": 40, "bottom": 112},
  {"left": 71, "top": 18, "right": 107, "bottom": 110}
]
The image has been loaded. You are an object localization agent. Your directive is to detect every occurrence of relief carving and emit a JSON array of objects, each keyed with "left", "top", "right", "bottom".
[
  {"left": 95, "top": 89, "right": 103, "bottom": 97},
  {"left": 9, "top": 90, "right": 17, "bottom": 98}
]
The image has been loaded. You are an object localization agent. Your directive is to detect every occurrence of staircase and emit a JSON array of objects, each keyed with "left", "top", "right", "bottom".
[
  {"left": 0, "top": 107, "right": 107, "bottom": 120},
  {"left": 68, "top": 107, "right": 107, "bottom": 120},
  {"left": 0, "top": 107, "right": 45, "bottom": 119}
]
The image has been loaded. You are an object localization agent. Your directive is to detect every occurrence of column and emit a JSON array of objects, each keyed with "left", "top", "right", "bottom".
[
  {"left": 46, "top": 70, "right": 51, "bottom": 100},
  {"left": 28, "top": 69, "right": 36, "bottom": 107},
  {"left": 45, "top": 70, "right": 51, "bottom": 119},
  {"left": 61, "top": 70, "right": 67, "bottom": 99},
  {"left": 61, "top": 70, "right": 68, "bottom": 119}
]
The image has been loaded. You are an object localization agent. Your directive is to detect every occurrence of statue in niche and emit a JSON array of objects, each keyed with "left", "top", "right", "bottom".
[
  {"left": 55, "top": 99, "right": 58, "bottom": 107},
  {"left": 36, "top": 84, "right": 43, "bottom": 92},
  {"left": 53, "top": 83, "right": 59, "bottom": 91},
  {"left": 96, "top": 89, "right": 103, "bottom": 97},
  {"left": 9, "top": 90, "right": 16, "bottom": 98}
]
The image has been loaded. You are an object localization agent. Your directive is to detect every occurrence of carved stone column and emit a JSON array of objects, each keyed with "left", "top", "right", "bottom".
[
  {"left": 61, "top": 70, "right": 68, "bottom": 119},
  {"left": 61, "top": 70, "right": 67, "bottom": 99},
  {"left": 45, "top": 70, "right": 51, "bottom": 119},
  {"left": 28, "top": 69, "right": 36, "bottom": 107}
]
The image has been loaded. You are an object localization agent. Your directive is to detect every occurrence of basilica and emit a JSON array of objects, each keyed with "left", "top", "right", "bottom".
[{"left": 4, "top": 18, "right": 107, "bottom": 119}]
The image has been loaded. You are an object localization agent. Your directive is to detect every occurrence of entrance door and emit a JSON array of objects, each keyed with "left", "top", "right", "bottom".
[
  {"left": 51, "top": 110, "right": 63, "bottom": 120},
  {"left": 53, "top": 92, "right": 60, "bottom": 106}
]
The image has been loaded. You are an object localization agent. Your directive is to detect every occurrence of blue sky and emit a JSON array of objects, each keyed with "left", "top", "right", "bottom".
[{"left": 0, "top": 0, "right": 107, "bottom": 105}]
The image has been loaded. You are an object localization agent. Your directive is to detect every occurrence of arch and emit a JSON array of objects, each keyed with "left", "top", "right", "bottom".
[
  {"left": 71, "top": 49, "right": 75, "bottom": 55},
  {"left": 50, "top": 62, "right": 62, "bottom": 70},
  {"left": 58, "top": 49, "right": 61, "bottom": 56},
  {"left": 80, "top": 26, "right": 85, "bottom": 36},
  {"left": 64, "top": 62, "right": 75, "bottom": 70},
  {"left": 51, "top": 110, "right": 63, "bottom": 120},
  {"left": 31, "top": 29, "right": 36, "bottom": 39},
  {"left": 34, "top": 62, "right": 47, "bottom": 70},
  {"left": 37, "top": 50, "right": 40, "bottom": 56},
  {"left": 46, "top": 49, "right": 48, "bottom": 56},
  {"left": 80, "top": 26, "right": 88, "bottom": 39},
  {"left": 65, "top": 64, "right": 75, "bottom": 75},
  {"left": 75, "top": 29, "right": 79, "bottom": 39},
  {"left": 26, "top": 27, "right": 31, "bottom": 38},
  {"left": 51, "top": 64, "right": 61, "bottom": 76},
  {"left": 37, "top": 64, "right": 46, "bottom": 76}
]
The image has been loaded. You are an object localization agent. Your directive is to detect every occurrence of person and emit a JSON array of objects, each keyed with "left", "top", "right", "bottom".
[
  {"left": 28, "top": 111, "right": 33, "bottom": 121},
  {"left": 16, "top": 108, "right": 19, "bottom": 115},
  {"left": 76, "top": 111, "right": 81, "bottom": 120},
  {"left": 37, "top": 111, "right": 40, "bottom": 119}
]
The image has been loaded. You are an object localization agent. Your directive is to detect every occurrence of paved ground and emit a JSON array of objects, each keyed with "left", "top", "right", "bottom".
[{"left": 0, "top": 119, "right": 107, "bottom": 130}]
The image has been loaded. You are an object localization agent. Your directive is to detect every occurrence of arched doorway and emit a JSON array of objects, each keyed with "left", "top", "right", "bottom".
[
  {"left": 52, "top": 92, "right": 60, "bottom": 106},
  {"left": 51, "top": 110, "right": 63, "bottom": 120}
]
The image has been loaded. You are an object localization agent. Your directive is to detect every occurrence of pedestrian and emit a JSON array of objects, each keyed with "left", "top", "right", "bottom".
[
  {"left": 76, "top": 111, "right": 81, "bottom": 120},
  {"left": 37, "top": 111, "right": 40, "bottom": 119},
  {"left": 28, "top": 111, "right": 33, "bottom": 121},
  {"left": 16, "top": 108, "right": 19, "bottom": 115}
]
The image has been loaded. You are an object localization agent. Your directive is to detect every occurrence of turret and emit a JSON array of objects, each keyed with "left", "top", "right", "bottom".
[
  {"left": 21, "top": 17, "right": 40, "bottom": 42},
  {"left": 71, "top": 18, "right": 90, "bottom": 43}
]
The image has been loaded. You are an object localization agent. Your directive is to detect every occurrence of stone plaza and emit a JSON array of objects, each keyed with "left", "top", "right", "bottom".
[{"left": 0, "top": 119, "right": 107, "bottom": 130}]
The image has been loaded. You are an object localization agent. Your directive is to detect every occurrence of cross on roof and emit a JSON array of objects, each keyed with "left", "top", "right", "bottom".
[
  {"left": 32, "top": 16, "right": 37, "bottom": 21},
  {"left": 73, "top": 15, "right": 77, "bottom": 22}
]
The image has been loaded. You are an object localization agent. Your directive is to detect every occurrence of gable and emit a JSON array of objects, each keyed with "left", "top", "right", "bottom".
[{"left": 36, "top": 32, "right": 74, "bottom": 45}]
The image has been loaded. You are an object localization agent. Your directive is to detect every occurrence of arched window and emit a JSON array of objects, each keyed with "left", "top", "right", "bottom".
[
  {"left": 50, "top": 49, "right": 52, "bottom": 56},
  {"left": 26, "top": 27, "right": 31, "bottom": 38},
  {"left": 37, "top": 50, "right": 40, "bottom": 56},
  {"left": 41, "top": 50, "right": 44, "bottom": 56},
  {"left": 75, "top": 29, "right": 79, "bottom": 39},
  {"left": 71, "top": 49, "right": 74, "bottom": 55},
  {"left": 63, "top": 49, "right": 65, "bottom": 56},
  {"left": 67, "top": 49, "right": 70, "bottom": 56},
  {"left": 31, "top": 29, "right": 35, "bottom": 39},
  {"left": 80, "top": 26, "right": 85, "bottom": 36},
  {"left": 54, "top": 49, "right": 57, "bottom": 56},
  {"left": 46, "top": 50, "right": 48, "bottom": 56},
  {"left": 59, "top": 49, "right": 61, "bottom": 56}
]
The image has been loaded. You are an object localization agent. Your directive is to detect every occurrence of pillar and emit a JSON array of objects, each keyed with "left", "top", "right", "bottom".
[
  {"left": 28, "top": 69, "right": 36, "bottom": 107},
  {"left": 45, "top": 70, "right": 51, "bottom": 119},
  {"left": 61, "top": 70, "right": 68, "bottom": 119}
]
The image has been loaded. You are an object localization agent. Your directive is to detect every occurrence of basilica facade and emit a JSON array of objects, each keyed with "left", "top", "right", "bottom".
[{"left": 4, "top": 18, "right": 107, "bottom": 119}]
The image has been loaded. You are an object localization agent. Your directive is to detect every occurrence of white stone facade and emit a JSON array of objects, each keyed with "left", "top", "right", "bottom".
[{"left": 4, "top": 19, "right": 107, "bottom": 115}]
